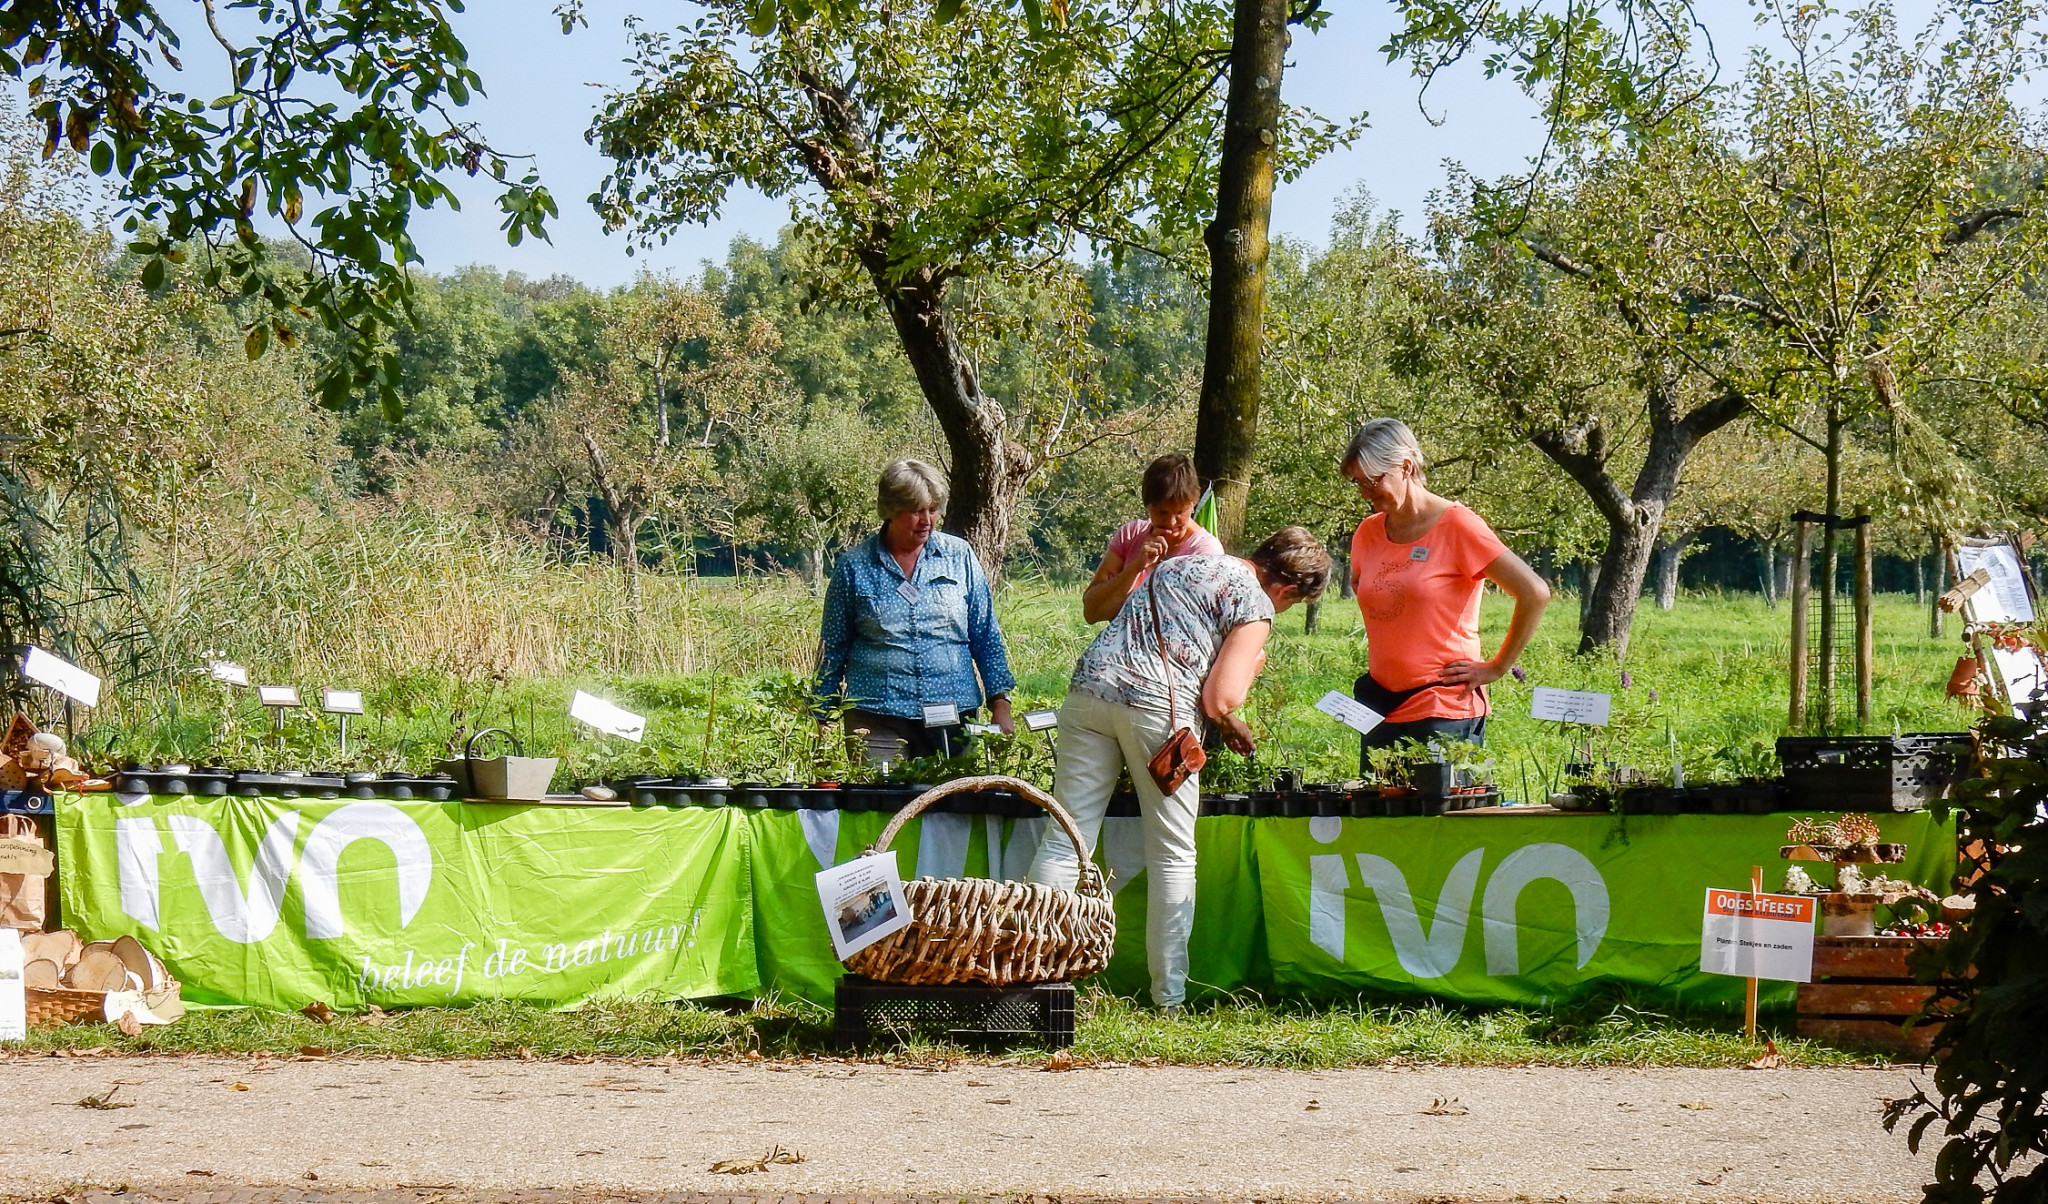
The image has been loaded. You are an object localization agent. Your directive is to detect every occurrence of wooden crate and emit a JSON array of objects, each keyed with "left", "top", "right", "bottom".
[{"left": 1796, "top": 935, "right": 1946, "bottom": 1058}]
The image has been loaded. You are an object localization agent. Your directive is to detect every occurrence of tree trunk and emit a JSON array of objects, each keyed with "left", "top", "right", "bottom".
[
  {"left": 1653, "top": 532, "right": 1691, "bottom": 611},
  {"left": 1928, "top": 532, "right": 1944, "bottom": 640},
  {"left": 1193, "top": 0, "right": 1288, "bottom": 552},
  {"left": 1527, "top": 362, "right": 1748, "bottom": 657},
  {"left": 1337, "top": 551, "right": 1354, "bottom": 600},
  {"left": 1761, "top": 539, "right": 1778, "bottom": 609},
  {"left": 871, "top": 268, "right": 1028, "bottom": 581}
]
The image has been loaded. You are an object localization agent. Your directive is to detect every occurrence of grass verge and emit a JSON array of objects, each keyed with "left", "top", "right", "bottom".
[{"left": 6, "top": 991, "right": 1877, "bottom": 1069}]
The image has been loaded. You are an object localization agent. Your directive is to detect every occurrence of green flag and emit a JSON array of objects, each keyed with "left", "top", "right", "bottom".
[{"left": 1192, "top": 486, "right": 1218, "bottom": 538}]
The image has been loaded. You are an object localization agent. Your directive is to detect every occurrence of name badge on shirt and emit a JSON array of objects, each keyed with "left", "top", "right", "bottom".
[
  {"left": 1409, "top": 546, "right": 1430, "bottom": 562},
  {"left": 896, "top": 581, "right": 920, "bottom": 604}
]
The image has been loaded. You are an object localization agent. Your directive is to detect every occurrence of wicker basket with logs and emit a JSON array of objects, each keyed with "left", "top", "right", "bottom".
[{"left": 843, "top": 775, "right": 1116, "bottom": 987}]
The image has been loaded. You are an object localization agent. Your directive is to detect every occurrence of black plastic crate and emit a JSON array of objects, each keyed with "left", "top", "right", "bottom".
[
  {"left": 1777, "top": 733, "right": 1968, "bottom": 812},
  {"left": 832, "top": 975, "right": 1076, "bottom": 1050}
]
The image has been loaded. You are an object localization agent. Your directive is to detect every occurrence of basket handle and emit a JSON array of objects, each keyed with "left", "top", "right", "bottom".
[
  {"left": 865, "top": 774, "right": 1107, "bottom": 899},
  {"left": 464, "top": 727, "right": 523, "bottom": 761}
]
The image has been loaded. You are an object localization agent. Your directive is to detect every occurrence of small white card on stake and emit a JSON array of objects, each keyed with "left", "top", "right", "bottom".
[
  {"left": 921, "top": 702, "right": 960, "bottom": 727},
  {"left": 570, "top": 690, "right": 646, "bottom": 741},
  {"left": 22, "top": 646, "right": 99, "bottom": 707},
  {"left": 321, "top": 689, "right": 364, "bottom": 714},
  {"left": 1021, "top": 709, "right": 1059, "bottom": 732},
  {"left": 964, "top": 722, "right": 1001, "bottom": 737},
  {"left": 207, "top": 660, "right": 249, "bottom": 686},
  {"left": 1530, "top": 687, "right": 1612, "bottom": 726},
  {"left": 256, "top": 685, "right": 301, "bottom": 707},
  {"left": 1314, "top": 690, "right": 1384, "bottom": 735},
  {"left": 816, "top": 850, "right": 914, "bottom": 958}
]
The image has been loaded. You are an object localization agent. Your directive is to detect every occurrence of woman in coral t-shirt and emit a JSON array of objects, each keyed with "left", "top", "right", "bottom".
[{"left": 1341, "top": 419, "right": 1550, "bottom": 762}]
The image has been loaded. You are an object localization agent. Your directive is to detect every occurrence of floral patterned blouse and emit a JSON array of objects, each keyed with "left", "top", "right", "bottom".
[{"left": 1069, "top": 554, "right": 1273, "bottom": 720}]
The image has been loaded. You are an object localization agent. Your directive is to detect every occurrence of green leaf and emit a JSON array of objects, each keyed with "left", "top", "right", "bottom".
[
  {"left": 138, "top": 256, "right": 165, "bottom": 291},
  {"left": 244, "top": 323, "right": 269, "bottom": 360},
  {"left": 746, "top": 0, "right": 778, "bottom": 36},
  {"left": 90, "top": 141, "right": 112, "bottom": 176}
]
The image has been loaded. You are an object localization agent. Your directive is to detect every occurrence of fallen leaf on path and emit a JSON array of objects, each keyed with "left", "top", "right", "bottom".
[
  {"left": 709, "top": 1145, "right": 805, "bottom": 1175},
  {"left": 185, "top": 1170, "right": 214, "bottom": 1177},
  {"left": 1305, "top": 1099, "right": 1322, "bottom": 1111},
  {"left": 304, "top": 1173, "right": 319, "bottom": 1181},
  {"left": 1746, "top": 1039, "right": 1782, "bottom": 1070},
  {"left": 985, "top": 1098, "right": 1012, "bottom": 1105},
  {"left": 1698, "top": 1174, "right": 1725, "bottom": 1186},
  {"left": 575, "top": 1151, "right": 604, "bottom": 1157},
  {"left": 1421, "top": 1097, "right": 1468, "bottom": 1116},
  {"left": 301, "top": 1001, "right": 336, "bottom": 1024},
  {"left": 1680, "top": 1101, "right": 1714, "bottom": 1110},
  {"left": 115, "top": 1013, "right": 143, "bottom": 1037},
  {"left": 226, "top": 1082, "right": 250, "bottom": 1091},
  {"left": 71, "top": 1086, "right": 133, "bottom": 1109},
  {"left": 1041, "top": 1051, "right": 1083, "bottom": 1071}
]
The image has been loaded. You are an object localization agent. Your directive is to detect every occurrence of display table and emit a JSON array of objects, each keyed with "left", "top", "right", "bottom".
[{"left": 58, "top": 793, "right": 1954, "bottom": 1012}]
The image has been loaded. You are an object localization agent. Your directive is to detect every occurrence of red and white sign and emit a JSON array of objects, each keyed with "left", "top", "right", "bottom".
[{"left": 1700, "top": 888, "right": 1817, "bottom": 982}]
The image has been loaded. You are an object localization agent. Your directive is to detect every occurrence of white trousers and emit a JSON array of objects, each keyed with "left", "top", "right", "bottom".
[{"left": 1026, "top": 689, "right": 1201, "bottom": 1006}]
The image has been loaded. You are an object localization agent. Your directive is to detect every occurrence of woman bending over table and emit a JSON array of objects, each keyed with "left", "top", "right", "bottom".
[{"left": 1029, "top": 527, "right": 1330, "bottom": 1010}]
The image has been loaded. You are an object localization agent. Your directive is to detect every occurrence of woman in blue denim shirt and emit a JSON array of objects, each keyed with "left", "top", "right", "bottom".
[{"left": 815, "top": 460, "right": 1016, "bottom": 763}]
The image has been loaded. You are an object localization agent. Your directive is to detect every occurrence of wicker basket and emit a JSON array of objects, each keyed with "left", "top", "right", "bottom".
[
  {"left": 843, "top": 775, "right": 1116, "bottom": 987},
  {"left": 26, "top": 985, "right": 107, "bottom": 1027}
]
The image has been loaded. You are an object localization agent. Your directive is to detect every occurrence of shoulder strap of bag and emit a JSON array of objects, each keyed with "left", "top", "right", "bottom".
[{"left": 1146, "top": 572, "right": 1181, "bottom": 733}]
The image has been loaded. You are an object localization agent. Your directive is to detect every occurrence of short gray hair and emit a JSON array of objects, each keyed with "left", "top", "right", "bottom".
[
  {"left": 1342, "top": 418, "right": 1427, "bottom": 484},
  {"left": 877, "top": 459, "right": 948, "bottom": 521}
]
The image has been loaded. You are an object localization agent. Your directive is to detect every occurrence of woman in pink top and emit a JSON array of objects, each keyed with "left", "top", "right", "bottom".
[
  {"left": 1341, "top": 419, "right": 1550, "bottom": 761},
  {"left": 1082, "top": 453, "right": 1225, "bottom": 623}
]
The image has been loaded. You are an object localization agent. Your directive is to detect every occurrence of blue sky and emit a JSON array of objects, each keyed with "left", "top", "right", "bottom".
[{"left": 406, "top": 1, "right": 1555, "bottom": 287}]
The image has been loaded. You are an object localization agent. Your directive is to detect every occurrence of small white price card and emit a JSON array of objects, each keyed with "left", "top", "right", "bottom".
[
  {"left": 1314, "top": 690, "right": 1384, "bottom": 736},
  {"left": 816, "top": 851, "right": 914, "bottom": 958},
  {"left": 1700, "top": 888, "right": 1816, "bottom": 982},
  {"left": 207, "top": 660, "right": 249, "bottom": 686},
  {"left": 255, "top": 685, "right": 301, "bottom": 707},
  {"left": 321, "top": 689, "right": 364, "bottom": 714},
  {"left": 921, "top": 702, "right": 961, "bottom": 727},
  {"left": 1021, "top": 709, "right": 1060, "bottom": 732},
  {"left": 22, "top": 646, "right": 99, "bottom": 707},
  {"left": 964, "top": 722, "right": 1002, "bottom": 737},
  {"left": 570, "top": 690, "right": 646, "bottom": 742},
  {"left": 1530, "top": 687, "right": 1612, "bottom": 726}
]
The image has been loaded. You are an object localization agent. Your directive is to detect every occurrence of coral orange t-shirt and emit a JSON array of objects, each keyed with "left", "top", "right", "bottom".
[{"left": 1350, "top": 503, "right": 1509, "bottom": 722}]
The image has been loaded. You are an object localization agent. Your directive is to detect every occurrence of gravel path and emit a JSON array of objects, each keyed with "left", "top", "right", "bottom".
[{"left": 0, "top": 1055, "right": 1934, "bottom": 1202}]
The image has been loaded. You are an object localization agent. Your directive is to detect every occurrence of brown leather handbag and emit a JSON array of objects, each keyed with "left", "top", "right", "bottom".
[{"left": 1143, "top": 574, "right": 1206, "bottom": 795}]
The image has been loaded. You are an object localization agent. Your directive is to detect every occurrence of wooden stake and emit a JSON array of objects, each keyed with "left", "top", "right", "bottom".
[
  {"left": 1855, "top": 513, "right": 1874, "bottom": 726},
  {"left": 1789, "top": 520, "right": 1813, "bottom": 731},
  {"left": 1746, "top": 864, "right": 1763, "bottom": 1041}
]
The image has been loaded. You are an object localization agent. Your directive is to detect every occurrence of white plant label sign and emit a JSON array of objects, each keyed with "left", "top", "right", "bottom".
[
  {"left": 1699, "top": 888, "right": 1816, "bottom": 983},
  {"left": 1021, "top": 709, "right": 1060, "bottom": 732},
  {"left": 321, "top": 689, "right": 365, "bottom": 715},
  {"left": 22, "top": 646, "right": 99, "bottom": 707},
  {"left": 816, "top": 851, "right": 914, "bottom": 958},
  {"left": 256, "top": 686, "right": 301, "bottom": 707},
  {"left": 1314, "top": 690, "right": 1384, "bottom": 736},
  {"left": 921, "top": 702, "right": 960, "bottom": 728},
  {"left": 207, "top": 661, "right": 250, "bottom": 686},
  {"left": 570, "top": 691, "right": 646, "bottom": 742},
  {"left": 1530, "top": 687, "right": 1612, "bottom": 726}
]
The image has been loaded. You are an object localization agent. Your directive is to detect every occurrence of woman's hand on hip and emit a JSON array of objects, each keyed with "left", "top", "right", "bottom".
[{"left": 1439, "top": 658, "right": 1507, "bottom": 694}]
